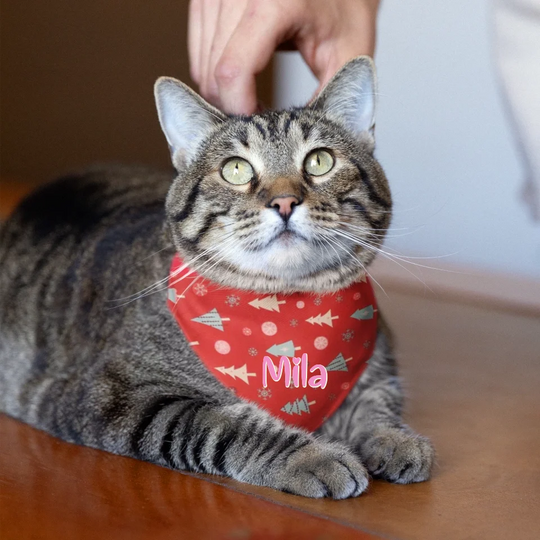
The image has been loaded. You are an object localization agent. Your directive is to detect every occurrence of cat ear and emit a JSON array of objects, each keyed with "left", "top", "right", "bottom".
[
  {"left": 311, "top": 56, "right": 377, "bottom": 140},
  {"left": 154, "top": 77, "right": 226, "bottom": 167}
]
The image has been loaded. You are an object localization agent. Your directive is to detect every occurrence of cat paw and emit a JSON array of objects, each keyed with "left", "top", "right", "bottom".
[
  {"left": 358, "top": 426, "right": 434, "bottom": 484},
  {"left": 276, "top": 440, "right": 369, "bottom": 499}
]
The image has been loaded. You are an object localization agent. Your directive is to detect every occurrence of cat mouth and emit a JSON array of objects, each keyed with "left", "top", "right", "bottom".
[
  {"left": 275, "top": 227, "right": 309, "bottom": 245},
  {"left": 278, "top": 230, "right": 295, "bottom": 241},
  {"left": 246, "top": 226, "right": 309, "bottom": 252},
  {"left": 256, "top": 229, "right": 305, "bottom": 251}
]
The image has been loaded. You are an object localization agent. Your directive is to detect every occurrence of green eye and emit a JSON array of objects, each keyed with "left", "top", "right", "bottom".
[
  {"left": 221, "top": 158, "right": 254, "bottom": 185},
  {"left": 304, "top": 149, "right": 334, "bottom": 177}
]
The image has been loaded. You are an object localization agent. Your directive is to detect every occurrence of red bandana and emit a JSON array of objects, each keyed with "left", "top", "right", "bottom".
[{"left": 167, "top": 255, "right": 378, "bottom": 431}]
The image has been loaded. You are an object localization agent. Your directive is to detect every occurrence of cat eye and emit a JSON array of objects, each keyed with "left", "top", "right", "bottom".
[
  {"left": 221, "top": 158, "right": 254, "bottom": 185},
  {"left": 304, "top": 149, "right": 334, "bottom": 177}
]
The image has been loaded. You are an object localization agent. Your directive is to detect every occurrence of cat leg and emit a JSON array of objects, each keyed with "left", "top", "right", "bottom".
[
  {"left": 124, "top": 396, "right": 370, "bottom": 499},
  {"left": 318, "top": 325, "right": 435, "bottom": 484}
]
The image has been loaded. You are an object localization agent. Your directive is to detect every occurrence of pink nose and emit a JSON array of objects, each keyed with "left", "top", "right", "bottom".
[{"left": 270, "top": 196, "right": 300, "bottom": 218}]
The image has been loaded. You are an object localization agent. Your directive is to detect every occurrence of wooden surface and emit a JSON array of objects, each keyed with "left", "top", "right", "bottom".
[
  {"left": 1, "top": 287, "right": 539, "bottom": 539},
  {"left": 0, "top": 416, "right": 376, "bottom": 540}
]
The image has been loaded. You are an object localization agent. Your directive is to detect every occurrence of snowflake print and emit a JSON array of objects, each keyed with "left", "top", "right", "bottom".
[
  {"left": 225, "top": 294, "right": 241, "bottom": 307},
  {"left": 313, "top": 295, "right": 322, "bottom": 306},
  {"left": 328, "top": 393, "right": 337, "bottom": 401},
  {"left": 363, "top": 340, "right": 372, "bottom": 349},
  {"left": 193, "top": 282, "right": 207, "bottom": 296},
  {"left": 248, "top": 347, "right": 258, "bottom": 356},
  {"left": 335, "top": 294, "right": 344, "bottom": 303},
  {"left": 257, "top": 387, "right": 272, "bottom": 400},
  {"left": 289, "top": 318, "right": 298, "bottom": 327},
  {"left": 353, "top": 292, "right": 361, "bottom": 300},
  {"left": 342, "top": 329, "right": 355, "bottom": 342}
]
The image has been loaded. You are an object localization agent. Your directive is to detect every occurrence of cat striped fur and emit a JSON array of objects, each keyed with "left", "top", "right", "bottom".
[{"left": 0, "top": 57, "right": 433, "bottom": 498}]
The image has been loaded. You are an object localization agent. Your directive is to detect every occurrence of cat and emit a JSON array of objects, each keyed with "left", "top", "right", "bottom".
[{"left": 0, "top": 57, "right": 434, "bottom": 499}]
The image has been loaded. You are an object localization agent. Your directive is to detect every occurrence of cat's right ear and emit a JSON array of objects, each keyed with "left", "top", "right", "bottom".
[
  {"left": 154, "top": 77, "right": 226, "bottom": 168},
  {"left": 310, "top": 56, "right": 377, "bottom": 144}
]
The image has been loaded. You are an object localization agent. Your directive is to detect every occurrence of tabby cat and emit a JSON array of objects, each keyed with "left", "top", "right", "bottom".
[{"left": 0, "top": 57, "right": 434, "bottom": 499}]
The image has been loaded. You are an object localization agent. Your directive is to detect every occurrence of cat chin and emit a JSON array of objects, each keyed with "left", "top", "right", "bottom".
[
  {"left": 202, "top": 263, "right": 367, "bottom": 294},
  {"left": 203, "top": 250, "right": 369, "bottom": 294},
  {"left": 223, "top": 238, "right": 338, "bottom": 279}
]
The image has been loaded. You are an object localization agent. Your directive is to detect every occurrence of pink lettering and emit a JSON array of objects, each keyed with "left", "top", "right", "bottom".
[
  {"left": 262, "top": 355, "right": 291, "bottom": 388},
  {"left": 308, "top": 364, "right": 328, "bottom": 389}
]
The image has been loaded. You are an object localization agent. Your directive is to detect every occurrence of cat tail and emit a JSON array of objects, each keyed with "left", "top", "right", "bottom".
[{"left": 130, "top": 397, "right": 369, "bottom": 499}]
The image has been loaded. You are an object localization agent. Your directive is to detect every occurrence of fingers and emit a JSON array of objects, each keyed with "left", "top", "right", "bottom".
[
  {"left": 187, "top": 0, "right": 381, "bottom": 114},
  {"left": 297, "top": 0, "right": 379, "bottom": 95},
  {"left": 203, "top": 0, "right": 248, "bottom": 106},
  {"left": 215, "top": 1, "right": 292, "bottom": 114},
  {"left": 188, "top": 0, "right": 203, "bottom": 84},
  {"left": 198, "top": 0, "right": 221, "bottom": 99}
]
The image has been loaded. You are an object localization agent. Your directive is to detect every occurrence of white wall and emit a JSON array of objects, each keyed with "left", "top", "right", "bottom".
[{"left": 274, "top": 0, "right": 540, "bottom": 279}]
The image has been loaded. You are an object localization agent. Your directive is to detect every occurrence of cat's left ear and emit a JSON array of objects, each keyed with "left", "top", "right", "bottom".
[
  {"left": 310, "top": 56, "right": 377, "bottom": 142},
  {"left": 154, "top": 77, "right": 226, "bottom": 168}
]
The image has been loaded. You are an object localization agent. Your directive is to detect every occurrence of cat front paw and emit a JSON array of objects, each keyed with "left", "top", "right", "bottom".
[
  {"left": 358, "top": 426, "right": 434, "bottom": 484},
  {"left": 275, "top": 440, "right": 369, "bottom": 499}
]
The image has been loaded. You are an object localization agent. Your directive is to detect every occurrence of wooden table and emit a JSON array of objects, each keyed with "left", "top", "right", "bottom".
[{"left": 2, "top": 286, "right": 539, "bottom": 540}]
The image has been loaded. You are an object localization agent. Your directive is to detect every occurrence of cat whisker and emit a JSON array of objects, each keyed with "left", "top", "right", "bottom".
[
  {"left": 184, "top": 235, "right": 241, "bottom": 280},
  {"left": 130, "top": 242, "right": 238, "bottom": 306},
  {"left": 336, "top": 220, "right": 424, "bottom": 237},
  {"left": 174, "top": 241, "right": 246, "bottom": 298},
  {"left": 328, "top": 228, "right": 432, "bottom": 291},
  {"left": 337, "top": 227, "right": 461, "bottom": 263},
  {"left": 141, "top": 244, "right": 174, "bottom": 261},
  {"left": 315, "top": 234, "right": 345, "bottom": 273},
  {"left": 315, "top": 226, "right": 389, "bottom": 298},
  {"left": 107, "top": 232, "right": 238, "bottom": 307}
]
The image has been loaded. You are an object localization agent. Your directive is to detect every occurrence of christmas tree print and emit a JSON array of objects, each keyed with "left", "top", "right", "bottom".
[
  {"left": 306, "top": 309, "right": 339, "bottom": 327},
  {"left": 281, "top": 395, "right": 316, "bottom": 416},
  {"left": 327, "top": 353, "right": 353, "bottom": 372},
  {"left": 351, "top": 305, "right": 375, "bottom": 320},
  {"left": 168, "top": 288, "right": 186, "bottom": 303},
  {"left": 191, "top": 308, "right": 230, "bottom": 331},
  {"left": 215, "top": 364, "right": 256, "bottom": 385},
  {"left": 266, "top": 340, "right": 301, "bottom": 357},
  {"left": 248, "top": 295, "right": 286, "bottom": 312}
]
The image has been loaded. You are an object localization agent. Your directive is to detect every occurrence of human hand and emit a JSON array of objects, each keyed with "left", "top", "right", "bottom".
[{"left": 188, "top": 0, "right": 380, "bottom": 114}]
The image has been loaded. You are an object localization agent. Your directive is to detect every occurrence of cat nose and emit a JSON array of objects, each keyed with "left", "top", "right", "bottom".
[{"left": 268, "top": 196, "right": 301, "bottom": 219}]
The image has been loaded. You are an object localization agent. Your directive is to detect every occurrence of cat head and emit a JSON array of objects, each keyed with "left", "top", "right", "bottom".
[{"left": 155, "top": 56, "right": 391, "bottom": 293}]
